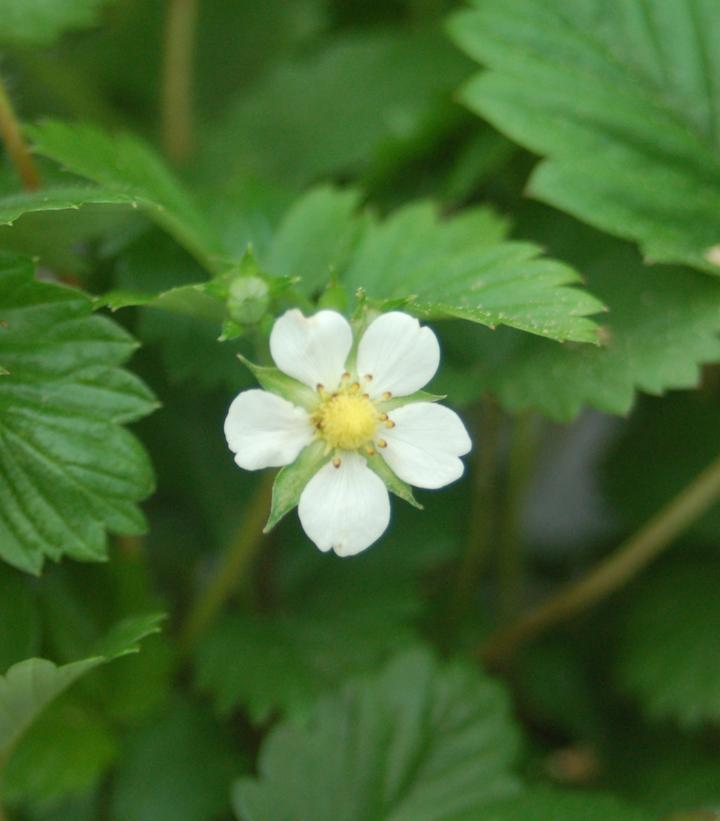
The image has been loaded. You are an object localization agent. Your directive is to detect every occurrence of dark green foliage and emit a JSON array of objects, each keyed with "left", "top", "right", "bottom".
[{"left": 0, "top": 0, "right": 718, "bottom": 817}]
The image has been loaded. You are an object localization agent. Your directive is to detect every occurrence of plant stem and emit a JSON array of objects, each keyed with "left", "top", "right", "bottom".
[
  {"left": 497, "top": 412, "right": 537, "bottom": 622},
  {"left": 161, "top": 0, "right": 198, "bottom": 163},
  {"left": 0, "top": 74, "right": 40, "bottom": 190},
  {"left": 451, "top": 399, "right": 500, "bottom": 618},
  {"left": 179, "top": 472, "right": 273, "bottom": 652},
  {"left": 481, "top": 450, "right": 720, "bottom": 670}
]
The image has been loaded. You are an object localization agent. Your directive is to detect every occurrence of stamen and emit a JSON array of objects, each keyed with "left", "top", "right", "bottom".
[
  {"left": 377, "top": 438, "right": 387, "bottom": 448},
  {"left": 365, "top": 446, "right": 376, "bottom": 456},
  {"left": 350, "top": 382, "right": 360, "bottom": 393},
  {"left": 385, "top": 420, "right": 395, "bottom": 428},
  {"left": 363, "top": 373, "right": 373, "bottom": 382},
  {"left": 332, "top": 457, "right": 342, "bottom": 468},
  {"left": 382, "top": 391, "right": 392, "bottom": 400}
]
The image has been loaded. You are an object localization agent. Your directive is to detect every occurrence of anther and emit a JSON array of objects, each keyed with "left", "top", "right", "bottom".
[
  {"left": 365, "top": 446, "right": 376, "bottom": 456},
  {"left": 377, "top": 439, "right": 387, "bottom": 448},
  {"left": 332, "top": 457, "right": 342, "bottom": 468},
  {"left": 385, "top": 420, "right": 396, "bottom": 428},
  {"left": 382, "top": 391, "right": 392, "bottom": 400},
  {"left": 363, "top": 373, "right": 373, "bottom": 382},
  {"left": 342, "top": 371, "right": 351, "bottom": 381},
  {"left": 378, "top": 413, "right": 388, "bottom": 421},
  {"left": 316, "top": 383, "right": 324, "bottom": 392},
  {"left": 350, "top": 382, "right": 360, "bottom": 393}
]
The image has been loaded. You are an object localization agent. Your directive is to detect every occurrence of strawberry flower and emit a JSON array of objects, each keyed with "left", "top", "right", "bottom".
[{"left": 224, "top": 309, "right": 471, "bottom": 556}]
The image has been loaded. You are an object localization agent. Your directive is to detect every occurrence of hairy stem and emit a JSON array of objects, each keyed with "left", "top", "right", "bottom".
[
  {"left": 481, "top": 450, "right": 720, "bottom": 670},
  {"left": 180, "top": 473, "right": 274, "bottom": 652},
  {"left": 451, "top": 400, "right": 500, "bottom": 618},
  {"left": 161, "top": 0, "right": 198, "bottom": 162},
  {"left": 0, "top": 74, "right": 40, "bottom": 190},
  {"left": 497, "top": 412, "right": 538, "bottom": 621}
]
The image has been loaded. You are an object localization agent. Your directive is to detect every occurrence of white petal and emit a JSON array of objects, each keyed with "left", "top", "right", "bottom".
[
  {"left": 380, "top": 402, "right": 471, "bottom": 489},
  {"left": 224, "top": 389, "right": 313, "bottom": 470},
  {"left": 270, "top": 309, "right": 352, "bottom": 391},
  {"left": 357, "top": 312, "right": 440, "bottom": 398},
  {"left": 298, "top": 452, "right": 390, "bottom": 557}
]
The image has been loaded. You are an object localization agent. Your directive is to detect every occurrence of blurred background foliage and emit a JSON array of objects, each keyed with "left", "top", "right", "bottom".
[{"left": 1, "top": 0, "right": 720, "bottom": 819}]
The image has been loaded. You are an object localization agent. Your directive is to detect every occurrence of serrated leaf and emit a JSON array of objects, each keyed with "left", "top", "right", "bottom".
[
  {"left": 264, "top": 440, "right": 329, "bottom": 532},
  {"left": 467, "top": 244, "right": 720, "bottom": 421},
  {"left": 0, "top": 255, "right": 158, "bottom": 574},
  {"left": 27, "top": 121, "right": 222, "bottom": 270},
  {"left": 266, "top": 187, "right": 366, "bottom": 296},
  {"left": 0, "top": 0, "right": 115, "bottom": 46},
  {"left": 110, "top": 698, "right": 241, "bottom": 821},
  {"left": 614, "top": 560, "right": 720, "bottom": 729},
  {"left": 0, "top": 186, "right": 135, "bottom": 225},
  {"left": 449, "top": 0, "right": 720, "bottom": 275},
  {"left": 0, "top": 612, "right": 161, "bottom": 764},
  {"left": 466, "top": 788, "right": 652, "bottom": 821},
  {"left": 342, "top": 202, "right": 604, "bottom": 343},
  {"left": 233, "top": 648, "right": 522, "bottom": 820},
  {"left": 196, "top": 556, "right": 422, "bottom": 722}
]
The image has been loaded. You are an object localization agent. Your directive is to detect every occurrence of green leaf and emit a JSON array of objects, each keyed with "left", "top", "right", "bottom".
[
  {"left": 0, "top": 0, "right": 115, "bottom": 46},
  {"left": 466, "top": 788, "right": 652, "bottom": 821},
  {"left": 614, "top": 560, "right": 720, "bottom": 729},
  {"left": 27, "top": 121, "right": 222, "bottom": 270},
  {"left": 2, "top": 698, "right": 116, "bottom": 808},
  {"left": 233, "top": 648, "right": 522, "bottom": 820},
  {"left": 456, "top": 243, "right": 720, "bottom": 421},
  {"left": 204, "top": 28, "right": 472, "bottom": 189},
  {"left": 0, "top": 255, "right": 158, "bottom": 574},
  {"left": 264, "top": 440, "right": 329, "bottom": 532},
  {"left": 110, "top": 698, "right": 242, "bottom": 821},
  {"left": 0, "top": 613, "right": 161, "bottom": 764},
  {"left": 0, "top": 568, "right": 41, "bottom": 671},
  {"left": 196, "top": 557, "right": 422, "bottom": 723},
  {"left": 0, "top": 186, "right": 135, "bottom": 225},
  {"left": 266, "top": 187, "right": 366, "bottom": 296},
  {"left": 342, "top": 202, "right": 604, "bottom": 343},
  {"left": 449, "top": 0, "right": 720, "bottom": 275}
]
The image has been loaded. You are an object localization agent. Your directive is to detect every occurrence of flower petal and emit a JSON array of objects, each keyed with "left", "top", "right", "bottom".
[
  {"left": 270, "top": 309, "right": 352, "bottom": 391},
  {"left": 224, "top": 389, "right": 313, "bottom": 470},
  {"left": 380, "top": 402, "right": 471, "bottom": 489},
  {"left": 298, "top": 452, "right": 390, "bottom": 557},
  {"left": 357, "top": 312, "right": 440, "bottom": 398}
]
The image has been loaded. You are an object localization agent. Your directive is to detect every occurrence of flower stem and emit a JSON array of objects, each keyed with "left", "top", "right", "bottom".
[
  {"left": 451, "top": 400, "right": 500, "bottom": 618},
  {"left": 179, "top": 472, "right": 274, "bottom": 652},
  {"left": 481, "top": 450, "right": 720, "bottom": 670},
  {"left": 497, "top": 412, "right": 538, "bottom": 622},
  {"left": 0, "top": 74, "right": 40, "bottom": 190},
  {"left": 161, "top": 0, "right": 198, "bottom": 163}
]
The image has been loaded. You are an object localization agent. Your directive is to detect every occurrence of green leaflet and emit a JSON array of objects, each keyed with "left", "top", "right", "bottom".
[
  {"left": 233, "top": 647, "right": 522, "bottom": 820},
  {"left": 342, "top": 201, "right": 604, "bottom": 343},
  {"left": 0, "top": 613, "right": 162, "bottom": 765},
  {"left": 447, "top": 241, "right": 720, "bottom": 421},
  {"left": 449, "top": 0, "right": 720, "bottom": 275},
  {"left": 0, "top": 255, "right": 157, "bottom": 574},
  {"left": 0, "top": 0, "right": 115, "bottom": 46},
  {"left": 614, "top": 560, "right": 720, "bottom": 729},
  {"left": 27, "top": 121, "right": 223, "bottom": 270}
]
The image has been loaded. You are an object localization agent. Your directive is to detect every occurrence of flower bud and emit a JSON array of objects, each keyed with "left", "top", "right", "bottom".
[{"left": 227, "top": 276, "right": 270, "bottom": 324}]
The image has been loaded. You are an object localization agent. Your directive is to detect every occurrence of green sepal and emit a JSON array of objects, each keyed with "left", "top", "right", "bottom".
[
  {"left": 376, "top": 390, "right": 446, "bottom": 412},
  {"left": 367, "top": 452, "right": 423, "bottom": 510},
  {"left": 264, "top": 441, "right": 330, "bottom": 532},
  {"left": 236, "top": 354, "right": 318, "bottom": 411}
]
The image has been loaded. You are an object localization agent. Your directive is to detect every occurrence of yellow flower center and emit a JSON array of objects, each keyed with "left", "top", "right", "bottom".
[{"left": 314, "top": 391, "right": 378, "bottom": 451}]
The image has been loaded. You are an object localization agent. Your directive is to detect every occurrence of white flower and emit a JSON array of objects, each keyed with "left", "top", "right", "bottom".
[{"left": 224, "top": 309, "right": 472, "bottom": 556}]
